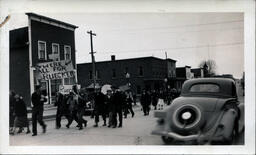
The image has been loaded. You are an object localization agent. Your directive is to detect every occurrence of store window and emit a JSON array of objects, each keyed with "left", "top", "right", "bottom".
[
  {"left": 64, "top": 45, "right": 71, "bottom": 60},
  {"left": 51, "top": 43, "right": 60, "bottom": 61},
  {"left": 38, "top": 41, "right": 46, "bottom": 60}
]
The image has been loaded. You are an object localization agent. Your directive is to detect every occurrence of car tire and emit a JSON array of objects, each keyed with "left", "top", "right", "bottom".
[
  {"left": 161, "top": 136, "right": 174, "bottom": 145},
  {"left": 170, "top": 104, "right": 205, "bottom": 133}
]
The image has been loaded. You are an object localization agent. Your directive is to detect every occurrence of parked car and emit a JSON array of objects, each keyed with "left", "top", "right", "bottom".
[{"left": 152, "top": 78, "right": 244, "bottom": 145}]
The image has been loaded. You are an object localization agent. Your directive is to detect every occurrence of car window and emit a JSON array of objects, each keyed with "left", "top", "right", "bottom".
[{"left": 189, "top": 84, "right": 220, "bottom": 93}]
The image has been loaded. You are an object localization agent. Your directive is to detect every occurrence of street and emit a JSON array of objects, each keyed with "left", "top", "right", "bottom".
[
  {"left": 10, "top": 84, "right": 244, "bottom": 146},
  {"left": 10, "top": 106, "right": 163, "bottom": 145}
]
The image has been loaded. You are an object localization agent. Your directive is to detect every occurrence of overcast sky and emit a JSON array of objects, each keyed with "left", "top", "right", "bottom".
[{"left": 9, "top": 12, "right": 244, "bottom": 78}]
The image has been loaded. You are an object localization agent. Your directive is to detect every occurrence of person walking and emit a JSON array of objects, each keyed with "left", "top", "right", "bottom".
[
  {"left": 93, "top": 89, "right": 107, "bottom": 127},
  {"left": 66, "top": 92, "right": 80, "bottom": 128},
  {"left": 76, "top": 92, "right": 88, "bottom": 130},
  {"left": 151, "top": 90, "right": 159, "bottom": 110},
  {"left": 55, "top": 92, "right": 72, "bottom": 129},
  {"left": 31, "top": 85, "right": 47, "bottom": 136},
  {"left": 124, "top": 91, "right": 135, "bottom": 118},
  {"left": 10, "top": 94, "right": 30, "bottom": 135},
  {"left": 140, "top": 89, "right": 151, "bottom": 115},
  {"left": 105, "top": 89, "right": 115, "bottom": 128},
  {"left": 112, "top": 88, "right": 125, "bottom": 128}
]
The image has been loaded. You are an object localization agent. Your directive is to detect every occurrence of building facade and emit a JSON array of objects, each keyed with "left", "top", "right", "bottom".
[
  {"left": 191, "top": 68, "right": 204, "bottom": 78},
  {"left": 77, "top": 56, "right": 176, "bottom": 94},
  {"left": 10, "top": 13, "right": 78, "bottom": 105},
  {"left": 176, "top": 66, "right": 193, "bottom": 91}
]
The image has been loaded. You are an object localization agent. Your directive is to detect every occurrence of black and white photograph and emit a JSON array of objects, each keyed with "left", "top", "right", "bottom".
[{"left": 0, "top": 0, "right": 255, "bottom": 154}]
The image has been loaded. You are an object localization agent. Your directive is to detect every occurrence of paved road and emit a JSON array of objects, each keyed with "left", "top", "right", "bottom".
[{"left": 10, "top": 106, "right": 163, "bottom": 145}]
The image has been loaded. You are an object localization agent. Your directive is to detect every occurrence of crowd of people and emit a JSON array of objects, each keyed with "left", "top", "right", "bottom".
[
  {"left": 9, "top": 84, "right": 180, "bottom": 136},
  {"left": 55, "top": 85, "right": 136, "bottom": 130}
]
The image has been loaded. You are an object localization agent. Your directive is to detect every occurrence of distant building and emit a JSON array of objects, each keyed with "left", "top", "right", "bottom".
[
  {"left": 77, "top": 56, "right": 176, "bottom": 94},
  {"left": 10, "top": 13, "right": 78, "bottom": 105},
  {"left": 176, "top": 66, "right": 193, "bottom": 91},
  {"left": 191, "top": 68, "right": 204, "bottom": 78}
]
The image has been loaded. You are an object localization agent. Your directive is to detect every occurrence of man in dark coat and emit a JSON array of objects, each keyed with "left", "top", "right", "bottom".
[
  {"left": 76, "top": 93, "right": 88, "bottom": 130},
  {"left": 112, "top": 89, "right": 125, "bottom": 128},
  {"left": 151, "top": 90, "right": 159, "bottom": 110},
  {"left": 55, "top": 92, "right": 72, "bottom": 129},
  {"left": 31, "top": 85, "right": 47, "bottom": 136},
  {"left": 140, "top": 90, "right": 151, "bottom": 116},
  {"left": 93, "top": 89, "right": 106, "bottom": 127}
]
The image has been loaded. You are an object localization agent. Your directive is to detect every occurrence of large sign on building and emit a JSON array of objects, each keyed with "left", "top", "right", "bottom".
[{"left": 35, "top": 60, "right": 75, "bottom": 81}]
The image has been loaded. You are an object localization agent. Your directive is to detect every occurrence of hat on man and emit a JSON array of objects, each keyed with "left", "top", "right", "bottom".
[{"left": 35, "top": 85, "right": 41, "bottom": 90}]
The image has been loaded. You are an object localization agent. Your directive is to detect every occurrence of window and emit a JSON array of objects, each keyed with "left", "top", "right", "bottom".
[
  {"left": 64, "top": 77, "right": 75, "bottom": 85},
  {"left": 112, "top": 69, "right": 116, "bottom": 78},
  {"left": 139, "top": 66, "right": 143, "bottom": 76},
  {"left": 190, "top": 84, "right": 220, "bottom": 93},
  {"left": 96, "top": 70, "right": 100, "bottom": 79},
  {"left": 51, "top": 43, "right": 60, "bottom": 61},
  {"left": 38, "top": 41, "right": 46, "bottom": 60},
  {"left": 64, "top": 45, "right": 71, "bottom": 60},
  {"left": 89, "top": 71, "right": 92, "bottom": 79}
]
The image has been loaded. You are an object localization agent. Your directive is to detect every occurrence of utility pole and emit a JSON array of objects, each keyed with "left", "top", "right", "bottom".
[
  {"left": 87, "top": 30, "right": 97, "bottom": 92},
  {"left": 165, "top": 51, "right": 168, "bottom": 59}
]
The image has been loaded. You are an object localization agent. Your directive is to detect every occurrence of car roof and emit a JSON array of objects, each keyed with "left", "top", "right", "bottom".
[{"left": 181, "top": 78, "right": 236, "bottom": 98}]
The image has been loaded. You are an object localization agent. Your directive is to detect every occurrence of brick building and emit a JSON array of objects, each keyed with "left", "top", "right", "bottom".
[
  {"left": 77, "top": 56, "right": 176, "bottom": 94},
  {"left": 10, "top": 13, "right": 78, "bottom": 105}
]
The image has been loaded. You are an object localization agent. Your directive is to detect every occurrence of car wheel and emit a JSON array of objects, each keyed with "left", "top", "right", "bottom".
[
  {"left": 161, "top": 136, "right": 174, "bottom": 145},
  {"left": 170, "top": 104, "right": 205, "bottom": 132}
]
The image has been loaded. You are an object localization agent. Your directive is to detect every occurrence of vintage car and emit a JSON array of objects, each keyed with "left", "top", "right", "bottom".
[{"left": 152, "top": 78, "right": 244, "bottom": 145}]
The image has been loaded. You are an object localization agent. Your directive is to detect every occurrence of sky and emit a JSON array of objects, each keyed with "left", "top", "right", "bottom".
[{"left": 9, "top": 12, "right": 244, "bottom": 78}]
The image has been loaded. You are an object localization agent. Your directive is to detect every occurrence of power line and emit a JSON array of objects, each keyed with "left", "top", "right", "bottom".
[
  {"left": 96, "top": 20, "right": 243, "bottom": 32},
  {"left": 96, "top": 42, "right": 243, "bottom": 55}
]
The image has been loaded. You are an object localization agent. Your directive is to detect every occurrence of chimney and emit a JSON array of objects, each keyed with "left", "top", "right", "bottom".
[{"left": 111, "top": 55, "right": 115, "bottom": 61}]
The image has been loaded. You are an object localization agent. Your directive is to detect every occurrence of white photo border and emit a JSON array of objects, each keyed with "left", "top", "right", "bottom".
[{"left": 0, "top": 0, "right": 255, "bottom": 154}]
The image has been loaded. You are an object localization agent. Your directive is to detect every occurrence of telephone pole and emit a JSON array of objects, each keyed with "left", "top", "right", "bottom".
[{"left": 87, "top": 30, "right": 97, "bottom": 92}]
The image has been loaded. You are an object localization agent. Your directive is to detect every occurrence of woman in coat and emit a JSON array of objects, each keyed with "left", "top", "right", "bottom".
[{"left": 10, "top": 94, "right": 30, "bottom": 135}]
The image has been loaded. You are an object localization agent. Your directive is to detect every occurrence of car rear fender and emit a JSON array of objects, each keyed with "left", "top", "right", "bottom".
[{"left": 238, "top": 103, "right": 244, "bottom": 133}]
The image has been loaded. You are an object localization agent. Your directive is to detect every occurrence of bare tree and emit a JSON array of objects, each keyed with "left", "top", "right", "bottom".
[{"left": 199, "top": 59, "right": 217, "bottom": 77}]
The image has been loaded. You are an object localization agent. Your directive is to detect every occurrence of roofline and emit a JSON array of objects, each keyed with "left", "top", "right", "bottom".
[
  {"left": 9, "top": 26, "right": 28, "bottom": 32},
  {"left": 176, "top": 66, "right": 191, "bottom": 69},
  {"left": 77, "top": 56, "right": 177, "bottom": 65},
  {"left": 25, "top": 13, "right": 78, "bottom": 29},
  {"left": 191, "top": 67, "right": 203, "bottom": 70}
]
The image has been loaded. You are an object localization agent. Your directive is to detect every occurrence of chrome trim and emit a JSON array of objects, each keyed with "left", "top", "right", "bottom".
[{"left": 152, "top": 130, "right": 202, "bottom": 141}]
